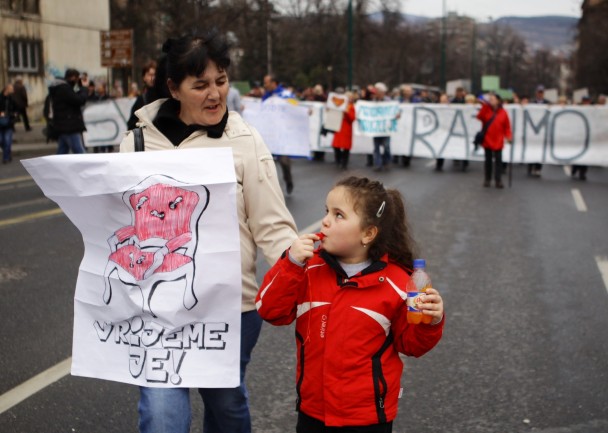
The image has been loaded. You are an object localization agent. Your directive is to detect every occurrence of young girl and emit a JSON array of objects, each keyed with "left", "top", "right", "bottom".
[{"left": 256, "top": 176, "right": 444, "bottom": 432}]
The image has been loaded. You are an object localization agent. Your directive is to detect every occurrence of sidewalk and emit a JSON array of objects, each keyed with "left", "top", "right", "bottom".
[{"left": 11, "top": 122, "right": 56, "bottom": 158}]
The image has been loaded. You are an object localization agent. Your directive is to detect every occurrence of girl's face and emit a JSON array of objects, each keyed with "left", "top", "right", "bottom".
[
  {"left": 320, "top": 186, "right": 372, "bottom": 264},
  {"left": 169, "top": 60, "right": 228, "bottom": 127}
]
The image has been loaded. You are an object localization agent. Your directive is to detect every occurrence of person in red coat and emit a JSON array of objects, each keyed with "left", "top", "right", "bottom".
[
  {"left": 257, "top": 176, "right": 444, "bottom": 432},
  {"left": 477, "top": 93, "right": 513, "bottom": 188},
  {"left": 331, "top": 92, "right": 356, "bottom": 170}
]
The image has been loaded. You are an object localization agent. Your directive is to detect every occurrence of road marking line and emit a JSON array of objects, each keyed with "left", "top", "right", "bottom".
[
  {"left": 571, "top": 188, "right": 587, "bottom": 212},
  {"left": 0, "top": 357, "right": 71, "bottom": 415},
  {"left": 299, "top": 218, "right": 324, "bottom": 234},
  {"left": 425, "top": 160, "right": 435, "bottom": 168},
  {"left": 595, "top": 256, "right": 608, "bottom": 295},
  {"left": 563, "top": 166, "right": 571, "bottom": 177},
  {"left": 0, "top": 197, "right": 52, "bottom": 212},
  {"left": 0, "top": 175, "right": 31, "bottom": 186},
  {"left": 0, "top": 208, "right": 63, "bottom": 228}
]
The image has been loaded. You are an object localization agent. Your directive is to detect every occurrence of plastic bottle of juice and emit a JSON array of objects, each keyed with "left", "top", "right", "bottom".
[{"left": 406, "top": 259, "right": 433, "bottom": 325}]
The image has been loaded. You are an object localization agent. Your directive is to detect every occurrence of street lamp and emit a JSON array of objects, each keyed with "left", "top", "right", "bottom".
[
  {"left": 347, "top": 0, "right": 353, "bottom": 90},
  {"left": 440, "top": 0, "right": 446, "bottom": 90}
]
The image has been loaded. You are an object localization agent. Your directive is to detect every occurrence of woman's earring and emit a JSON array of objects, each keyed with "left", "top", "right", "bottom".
[{"left": 362, "top": 242, "right": 367, "bottom": 248}]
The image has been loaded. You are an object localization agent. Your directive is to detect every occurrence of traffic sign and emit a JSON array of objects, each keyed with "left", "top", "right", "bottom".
[{"left": 100, "top": 29, "right": 133, "bottom": 68}]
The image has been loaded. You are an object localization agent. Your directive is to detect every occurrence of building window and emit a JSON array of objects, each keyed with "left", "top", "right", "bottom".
[
  {"left": 7, "top": 39, "right": 42, "bottom": 74},
  {"left": 0, "top": 0, "right": 39, "bottom": 14}
]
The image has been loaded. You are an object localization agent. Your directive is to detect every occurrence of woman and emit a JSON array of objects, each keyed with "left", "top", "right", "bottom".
[
  {"left": 0, "top": 84, "right": 16, "bottom": 164},
  {"left": 331, "top": 91, "right": 355, "bottom": 170},
  {"left": 121, "top": 32, "right": 298, "bottom": 433},
  {"left": 477, "top": 93, "right": 512, "bottom": 188}
]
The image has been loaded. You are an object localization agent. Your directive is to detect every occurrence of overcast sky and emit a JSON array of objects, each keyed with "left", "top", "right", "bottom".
[{"left": 399, "top": 0, "right": 582, "bottom": 20}]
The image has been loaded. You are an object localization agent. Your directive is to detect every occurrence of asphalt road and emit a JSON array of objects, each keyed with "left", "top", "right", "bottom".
[{"left": 1, "top": 153, "right": 607, "bottom": 433}]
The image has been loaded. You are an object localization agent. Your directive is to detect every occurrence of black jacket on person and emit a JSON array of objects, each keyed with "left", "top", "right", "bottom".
[
  {"left": 0, "top": 92, "right": 17, "bottom": 130},
  {"left": 47, "top": 78, "right": 88, "bottom": 134}
]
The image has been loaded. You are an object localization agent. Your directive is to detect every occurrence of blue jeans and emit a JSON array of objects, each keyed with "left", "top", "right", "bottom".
[
  {"left": 57, "top": 132, "right": 85, "bottom": 154},
  {"left": 138, "top": 310, "right": 264, "bottom": 433},
  {"left": 373, "top": 136, "right": 391, "bottom": 168},
  {"left": 0, "top": 128, "right": 13, "bottom": 162}
]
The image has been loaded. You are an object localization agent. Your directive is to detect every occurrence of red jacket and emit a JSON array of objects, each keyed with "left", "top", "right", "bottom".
[
  {"left": 331, "top": 103, "right": 355, "bottom": 150},
  {"left": 477, "top": 102, "right": 512, "bottom": 151},
  {"left": 256, "top": 250, "right": 444, "bottom": 427}
]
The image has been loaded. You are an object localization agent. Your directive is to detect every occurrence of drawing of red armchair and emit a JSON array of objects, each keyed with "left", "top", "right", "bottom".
[{"left": 103, "top": 175, "right": 210, "bottom": 318}]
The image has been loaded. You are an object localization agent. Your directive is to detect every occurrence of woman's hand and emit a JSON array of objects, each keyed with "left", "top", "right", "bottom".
[
  {"left": 421, "top": 287, "right": 444, "bottom": 325},
  {"left": 289, "top": 234, "right": 320, "bottom": 264}
]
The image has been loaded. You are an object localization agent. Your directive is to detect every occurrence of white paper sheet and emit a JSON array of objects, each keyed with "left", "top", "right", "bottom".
[{"left": 22, "top": 148, "right": 242, "bottom": 388}]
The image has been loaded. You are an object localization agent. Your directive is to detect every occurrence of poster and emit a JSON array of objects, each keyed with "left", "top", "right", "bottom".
[
  {"left": 242, "top": 97, "right": 311, "bottom": 157},
  {"left": 22, "top": 148, "right": 242, "bottom": 388}
]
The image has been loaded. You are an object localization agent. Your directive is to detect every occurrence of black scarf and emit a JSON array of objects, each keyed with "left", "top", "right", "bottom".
[{"left": 153, "top": 98, "right": 229, "bottom": 147}]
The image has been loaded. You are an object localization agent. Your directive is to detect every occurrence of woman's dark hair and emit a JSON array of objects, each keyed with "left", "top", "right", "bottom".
[
  {"left": 335, "top": 176, "right": 418, "bottom": 270},
  {"left": 141, "top": 60, "right": 157, "bottom": 77},
  {"left": 147, "top": 55, "right": 170, "bottom": 101},
  {"left": 162, "top": 30, "right": 231, "bottom": 88}
]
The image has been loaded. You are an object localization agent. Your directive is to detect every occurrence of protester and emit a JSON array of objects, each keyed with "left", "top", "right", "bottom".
[
  {"left": 477, "top": 93, "right": 513, "bottom": 189},
  {"left": 372, "top": 82, "right": 399, "bottom": 172},
  {"left": 246, "top": 81, "right": 264, "bottom": 98},
  {"left": 263, "top": 73, "right": 296, "bottom": 194},
  {"left": 129, "top": 82, "right": 140, "bottom": 97},
  {"left": 311, "top": 84, "right": 327, "bottom": 102},
  {"left": 441, "top": 87, "right": 469, "bottom": 171},
  {"left": 47, "top": 69, "right": 88, "bottom": 154},
  {"left": 127, "top": 61, "right": 157, "bottom": 130},
  {"left": 399, "top": 84, "right": 415, "bottom": 103},
  {"left": 88, "top": 82, "right": 113, "bottom": 153},
  {"left": 86, "top": 80, "right": 97, "bottom": 101},
  {"left": 256, "top": 175, "right": 444, "bottom": 432},
  {"left": 120, "top": 31, "right": 298, "bottom": 433},
  {"left": 571, "top": 96, "right": 592, "bottom": 181},
  {"left": 12, "top": 77, "right": 31, "bottom": 131},
  {"left": 331, "top": 91, "right": 355, "bottom": 170},
  {"left": 0, "top": 84, "right": 17, "bottom": 163},
  {"left": 227, "top": 85, "right": 244, "bottom": 114},
  {"left": 528, "top": 85, "right": 550, "bottom": 177}
]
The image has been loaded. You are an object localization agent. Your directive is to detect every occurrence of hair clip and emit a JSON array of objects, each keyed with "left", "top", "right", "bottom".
[{"left": 376, "top": 201, "right": 386, "bottom": 218}]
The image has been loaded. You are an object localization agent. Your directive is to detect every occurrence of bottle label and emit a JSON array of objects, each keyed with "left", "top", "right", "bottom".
[{"left": 407, "top": 292, "right": 424, "bottom": 312}]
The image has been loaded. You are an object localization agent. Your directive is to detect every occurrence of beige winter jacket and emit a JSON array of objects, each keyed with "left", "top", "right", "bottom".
[{"left": 120, "top": 99, "right": 298, "bottom": 312}]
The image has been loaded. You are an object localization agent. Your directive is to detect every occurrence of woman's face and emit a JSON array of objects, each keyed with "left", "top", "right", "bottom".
[{"left": 170, "top": 60, "right": 228, "bottom": 126}]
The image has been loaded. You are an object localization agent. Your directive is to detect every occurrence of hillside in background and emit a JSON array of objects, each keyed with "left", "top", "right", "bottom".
[
  {"left": 390, "top": 13, "right": 579, "bottom": 53},
  {"left": 495, "top": 16, "right": 577, "bottom": 53}
]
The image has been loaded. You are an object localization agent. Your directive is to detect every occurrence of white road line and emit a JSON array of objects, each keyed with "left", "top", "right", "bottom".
[
  {"left": 425, "top": 160, "right": 435, "bottom": 168},
  {"left": 299, "top": 218, "right": 324, "bottom": 235},
  {"left": 595, "top": 256, "right": 608, "bottom": 295},
  {"left": 571, "top": 188, "right": 588, "bottom": 212},
  {"left": 563, "top": 165, "right": 571, "bottom": 177},
  {"left": 0, "top": 357, "right": 71, "bottom": 415}
]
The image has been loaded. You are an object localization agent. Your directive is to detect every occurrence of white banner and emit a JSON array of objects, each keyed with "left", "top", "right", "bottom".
[
  {"left": 83, "top": 98, "right": 135, "bottom": 147},
  {"left": 84, "top": 97, "right": 608, "bottom": 166},
  {"left": 22, "top": 148, "right": 242, "bottom": 388},
  {"left": 242, "top": 96, "right": 311, "bottom": 157},
  {"left": 312, "top": 103, "right": 608, "bottom": 167}
]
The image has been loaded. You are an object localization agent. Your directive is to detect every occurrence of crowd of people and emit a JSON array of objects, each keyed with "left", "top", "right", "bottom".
[{"left": 247, "top": 79, "right": 604, "bottom": 185}]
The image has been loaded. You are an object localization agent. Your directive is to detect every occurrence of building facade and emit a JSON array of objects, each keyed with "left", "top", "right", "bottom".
[{"left": 0, "top": 0, "right": 110, "bottom": 118}]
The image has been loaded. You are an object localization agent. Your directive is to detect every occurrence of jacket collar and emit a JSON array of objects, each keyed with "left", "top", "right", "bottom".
[
  {"left": 152, "top": 98, "right": 229, "bottom": 146},
  {"left": 319, "top": 250, "right": 389, "bottom": 288}
]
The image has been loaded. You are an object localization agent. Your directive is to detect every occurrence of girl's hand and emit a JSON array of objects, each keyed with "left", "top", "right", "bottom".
[
  {"left": 421, "top": 287, "right": 444, "bottom": 325},
  {"left": 289, "top": 234, "right": 321, "bottom": 264}
]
